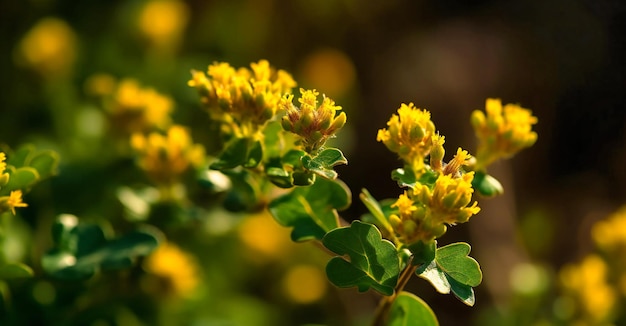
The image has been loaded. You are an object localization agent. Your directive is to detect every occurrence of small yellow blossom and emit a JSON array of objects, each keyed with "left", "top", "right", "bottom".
[
  {"left": 279, "top": 88, "right": 346, "bottom": 152},
  {"left": 188, "top": 60, "right": 297, "bottom": 138},
  {"left": 0, "top": 152, "right": 8, "bottom": 185},
  {"left": 592, "top": 206, "right": 626, "bottom": 251},
  {"left": 138, "top": 0, "right": 189, "bottom": 50},
  {"left": 442, "top": 148, "right": 472, "bottom": 176},
  {"left": 471, "top": 98, "right": 538, "bottom": 170},
  {"left": 377, "top": 103, "right": 436, "bottom": 174},
  {"left": 15, "top": 17, "right": 76, "bottom": 78},
  {"left": 429, "top": 134, "right": 445, "bottom": 172},
  {"left": 143, "top": 242, "right": 200, "bottom": 298},
  {"left": 131, "top": 125, "right": 205, "bottom": 186},
  {"left": 391, "top": 191, "right": 417, "bottom": 216},
  {"left": 6, "top": 191, "right": 28, "bottom": 215},
  {"left": 560, "top": 255, "right": 616, "bottom": 324},
  {"left": 428, "top": 172, "right": 480, "bottom": 224}
]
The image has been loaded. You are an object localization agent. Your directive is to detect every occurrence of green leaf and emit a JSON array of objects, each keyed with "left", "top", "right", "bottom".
[
  {"left": 1, "top": 167, "right": 39, "bottom": 194},
  {"left": 222, "top": 169, "right": 260, "bottom": 212},
  {"left": 244, "top": 140, "right": 263, "bottom": 168},
  {"left": 42, "top": 215, "right": 162, "bottom": 280},
  {"left": 408, "top": 240, "right": 436, "bottom": 267},
  {"left": 447, "top": 275, "right": 475, "bottom": 306},
  {"left": 5, "top": 144, "right": 34, "bottom": 167},
  {"left": 268, "top": 178, "right": 349, "bottom": 241},
  {"left": 436, "top": 243, "right": 482, "bottom": 287},
  {"left": 0, "top": 263, "right": 34, "bottom": 280},
  {"left": 391, "top": 168, "right": 416, "bottom": 188},
  {"left": 302, "top": 148, "right": 347, "bottom": 180},
  {"left": 28, "top": 150, "right": 59, "bottom": 180},
  {"left": 416, "top": 242, "right": 481, "bottom": 306},
  {"left": 472, "top": 171, "right": 503, "bottom": 197},
  {"left": 210, "top": 137, "right": 249, "bottom": 170},
  {"left": 323, "top": 221, "right": 399, "bottom": 295},
  {"left": 359, "top": 188, "right": 393, "bottom": 236},
  {"left": 416, "top": 260, "right": 450, "bottom": 294},
  {"left": 388, "top": 292, "right": 439, "bottom": 326}
]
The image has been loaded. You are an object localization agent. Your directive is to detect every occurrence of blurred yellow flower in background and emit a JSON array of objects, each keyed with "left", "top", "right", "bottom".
[
  {"left": 282, "top": 264, "right": 327, "bottom": 304},
  {"left": 299, "top": 48, "right": 356, "bottom": 98},
  {"left": 137, "top": 0, "right": 189, "bottom": 51},
  {"left": 559, "top": 254, "right": 616, "bottom": 324},
  {"left": 143, "top": 241, "right": 201, "bottom": 299},
  {"left": 592, "top": 205, "right": 626, "bottom": 251},
  {"left": 131, "top": 125, "right": 205, "bottom": 187},
  {"left": 238, "top": 210, "right": 293, "bottom": 261},
  {"left": 15, "top": 17, "right": 77, "bottom": 78},
  {"left": 103, "top": 78, "right": 174, "bottom": 134}
]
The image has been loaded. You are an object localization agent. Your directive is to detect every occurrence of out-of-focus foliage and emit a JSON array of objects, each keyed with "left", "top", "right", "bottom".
[{"left": 1, "top": 0, "right": 625, "bottom": 325}]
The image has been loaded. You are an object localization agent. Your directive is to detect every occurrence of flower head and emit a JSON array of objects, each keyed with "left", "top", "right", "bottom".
[
  {"left": 0, "top": 190, "right": 28, "bottom": 216},
  {"left": 559, "top": 255, "right": 616, "bottom": 324},
  {"left": 143, "top": 242, "right": 200, "bottom": 298},
  {"left": 103, "top": 78, "right": 174, "bottom": 134},
  {"left": 131, "top": 125, "right": 205, "bottom": 186},
  {"left": 377, "top": 103, "right": 436, "bottom": 174},
  {"left": 279, "top": 88, "right": 346, "bottom": 153},
  {"left": 188, "top": 60, "right": 296, "bottom": 137},
  {"left": 428, "top": 172, "right": 480, "bottom": 224},
  {"left": 471, "top": 98, "right": 537, "bottom": 170}
]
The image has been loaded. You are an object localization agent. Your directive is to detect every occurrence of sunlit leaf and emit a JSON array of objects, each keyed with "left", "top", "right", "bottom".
[
  {"left": 388, "top": 292, "right": 439, "bottom": 326},
  {"left": 323, "top": 221, "right": 399, "bottom": 295}
]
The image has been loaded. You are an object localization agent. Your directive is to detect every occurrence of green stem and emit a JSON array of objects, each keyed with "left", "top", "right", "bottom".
[{"left": 371, "top": 257, "right": 418, "bottom": 326}]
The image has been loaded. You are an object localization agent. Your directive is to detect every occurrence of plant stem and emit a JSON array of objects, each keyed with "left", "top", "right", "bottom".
[{"left": 371, "top": 258, "right": 418, "bottom": 326}]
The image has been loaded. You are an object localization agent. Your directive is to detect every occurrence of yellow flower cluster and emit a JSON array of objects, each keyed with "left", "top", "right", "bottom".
[
  {"left": 0, "top": 153, "right": 28, "bottom": 215},
  {"left": 377, "top": 103, "right": 436, "bottom": 174},
  {"left": 143, "top": 242, "right": 200, "bottom": 298},
  {"left": 131, "top": 125, "right": 205, "bottom": 186},
  {"left": 279, "top": 88, "right": 347, "bottom": 152},
  {"left": 104, "top": 78, "right": 174, "bottom": 134},
  {"left": 137, "top": 0, "right": 189, "bottom": 50},
  {"left": 388, "top": 150, "right": 480, "bottom": 244},
  {"left": 559, "top": 255, "right": 616, "bottom": 324},
  {"left": 592, "top": 206, "right": 626, "bottom": 251},
  {"left": 16, "top": 17, "right": 77, "bottom": 78},
  {"left": 188, "top": 60, "right": 297, "bottom": 138},
  {"left": 471, "top": 98, "right": 538, "bottom": 171}
]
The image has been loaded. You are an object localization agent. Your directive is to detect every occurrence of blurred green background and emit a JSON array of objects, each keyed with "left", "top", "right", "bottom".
[{"left": 1, "top": 0, "right": 626, "bottom": 325}]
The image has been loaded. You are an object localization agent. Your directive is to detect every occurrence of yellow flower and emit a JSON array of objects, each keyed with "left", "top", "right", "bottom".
[
  {"left": 143, "top": 242, "right": 200, "bottom": 298},
  {"left": 429, "top": 134, "right": 445, "bottom": 172},
  {"left": 279, "top": 88, "right": 346, "bottom": 152},
  {"left": 6, "top": 191, "right": 28, "bottom": 215},
  {"left": 138, "top": 0, "right": 189, "bottom": 50},
  {"left": 391, "top": 191, "right": 417, "bottom": 217},
  {"left": 442, "top": 147, "right": 472, "bottom": 176},
  {"left": 471, "top": 98, "right": 538, "bottom": 170},
  {"left": 592, "top": 206, "right": 626, "bottom": 250},
  {"left": 15, "top": 17, "right": 76, "bottom": 78},
  {"left": 428, "top": 172, "right": 480, "bottom": 224},
  {"left": 377, "top": 103, "right": 436, "bottom": 174},
  {"left": 189, "top": 60, "right": 297, "bottom": 138},
  {"left": 106, "top": 78, "right": 174, "bottom": 134},
  {"left": 131, "top": 125, "right": 205, "bottom": 186},
  {"left": 0, "top": 152, "right": 8, "bottom": 182},
  {"left": 560, "top": 255, "right": 616, "bottom": 323}
]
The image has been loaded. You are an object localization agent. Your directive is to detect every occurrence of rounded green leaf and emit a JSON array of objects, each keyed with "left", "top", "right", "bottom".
[
  {"left": 210, "top": 137, "right": 249, "bottom": 170},
  {"left": 28, "top": 150, "right": 59, "bottom": 180},
  {"left": 302, "top": 148, "right": 347, "bottom": 180},
  {"left": 436, "top": 243, "right": 482, "bottom": 287},
  {"left": 388, "top": 292, "right": 439, "bottom": 326},
  {"left": 323, "top": 221, "right": 399, "bottom": 295},
  {"left": 1, "top": 167, "right": 39, "bottom": 193},
  {"left": 269, "top": 178, "right": 349, "bottom": 241},
  {"left": 472, "top": 171, "right": 503, "bottom": 197},
  {"left": 0, "top": 263, "right": 34, "bottom": 280}
]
